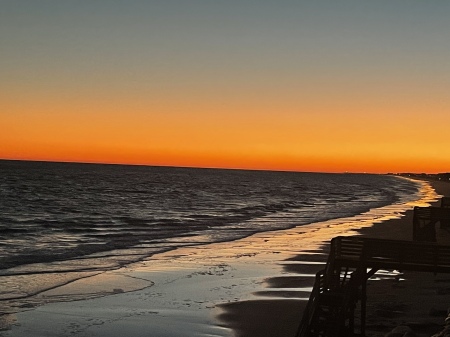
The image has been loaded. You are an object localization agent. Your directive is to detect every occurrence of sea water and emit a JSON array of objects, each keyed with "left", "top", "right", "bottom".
[{"left": 0, "top": 160, "right": 423, "bottom": 317}]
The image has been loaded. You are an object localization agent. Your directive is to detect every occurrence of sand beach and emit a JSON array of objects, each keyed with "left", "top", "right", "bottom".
[
  {"left": 218, "top": 179, "right": 450, "bottom": 337},
  {"left": 1, "top": 178, "right": 448, "bottom": 337}
]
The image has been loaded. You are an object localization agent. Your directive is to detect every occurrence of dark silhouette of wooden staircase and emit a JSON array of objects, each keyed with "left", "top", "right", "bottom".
[{"left": 296, "top": 236, "right": 450, "bottom": 337}]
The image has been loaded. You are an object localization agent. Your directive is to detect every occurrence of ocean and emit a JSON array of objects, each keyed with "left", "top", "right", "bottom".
[{"left": 0, "top": 160, "right": 424, "bottom": 319}]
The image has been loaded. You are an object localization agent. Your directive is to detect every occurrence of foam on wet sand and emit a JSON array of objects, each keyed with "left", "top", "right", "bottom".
[{"left": 1, "top": 178, "right": 446, "bottom": 337}]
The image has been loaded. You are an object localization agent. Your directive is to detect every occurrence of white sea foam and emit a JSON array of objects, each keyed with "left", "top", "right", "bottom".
[{"left": 0, "top": 161, "right": 431, "bottom": 321}]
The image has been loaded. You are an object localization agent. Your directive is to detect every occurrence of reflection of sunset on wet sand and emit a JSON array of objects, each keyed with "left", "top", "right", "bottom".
[{"left": 3, "top": 178, "right": 444, "bottom": 337}]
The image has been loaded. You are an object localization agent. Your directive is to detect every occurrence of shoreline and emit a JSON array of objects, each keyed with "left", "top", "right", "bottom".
[
  {"left": 0, "top": 177, "right": 442, "bottom": 336},
  {"left": 218, "top": 179, "right": 450, "bottom": 337}
]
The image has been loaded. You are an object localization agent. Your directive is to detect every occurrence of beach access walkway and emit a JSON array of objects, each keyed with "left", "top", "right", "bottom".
[
  {"left": 296, "top": 236, "right": 450, "bottom": 337},
  {"left": 413, "top": 204, "right": 450, "bottom": 242}
]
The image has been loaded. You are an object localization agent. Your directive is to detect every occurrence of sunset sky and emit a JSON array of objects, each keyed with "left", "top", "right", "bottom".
[{"left": 1, "top": 1, "right": 450, "bottom": 173}]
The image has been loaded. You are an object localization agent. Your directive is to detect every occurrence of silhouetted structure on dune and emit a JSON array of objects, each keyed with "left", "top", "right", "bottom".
[{"left": 297, "top": 197, "right": 450, "bottom": 337}]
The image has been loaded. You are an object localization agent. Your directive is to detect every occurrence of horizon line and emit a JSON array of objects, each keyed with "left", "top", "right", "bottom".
[
  {"left": 2, "top": 158, "right": 448, "bottom": 176},
  {"left": 0, "top": 158, "right": 386, "bottom": 175}
]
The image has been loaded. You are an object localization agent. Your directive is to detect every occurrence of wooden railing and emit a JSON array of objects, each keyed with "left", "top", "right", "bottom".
[
  {"left": 296, "top": 270, "right": 325, "bottom": 337},
  {"left": 331, "top": 236, "right": 450, "bottom": 273},
  {"left": 296, "top": 236, "right": 450, "bottom": 336}
]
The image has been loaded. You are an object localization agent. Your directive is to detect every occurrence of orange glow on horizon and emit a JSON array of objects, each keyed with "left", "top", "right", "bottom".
[
  {"left": 2, "top": 138, "right": 449, "bottom": 174},
  {"left": 2, "top": 62, "right": 450, "bottom": 174},
  {"left": 2, "top": 99, "right": 450, "bottom": 174}
]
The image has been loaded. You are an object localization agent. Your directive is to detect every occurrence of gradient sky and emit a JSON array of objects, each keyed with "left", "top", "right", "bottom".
[{"left": 1, "top": 1, "right": 450, "bottom": 173}]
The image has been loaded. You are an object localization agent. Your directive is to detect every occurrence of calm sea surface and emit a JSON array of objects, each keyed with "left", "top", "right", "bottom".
[{"left": 0, "top": 160, "right": 421, "bottom": 315}]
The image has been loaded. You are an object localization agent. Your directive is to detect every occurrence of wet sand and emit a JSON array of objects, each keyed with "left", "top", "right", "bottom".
[{"left": 1, "top": 178, "right": 445, "bottom": 337}]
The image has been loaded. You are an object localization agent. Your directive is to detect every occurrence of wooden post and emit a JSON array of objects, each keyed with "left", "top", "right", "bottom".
[{"left": 361, "top": 266, "right": 367, "bottom": 336}]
